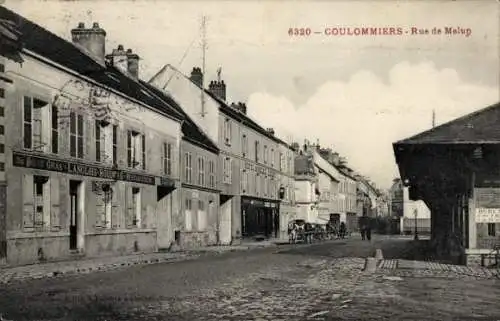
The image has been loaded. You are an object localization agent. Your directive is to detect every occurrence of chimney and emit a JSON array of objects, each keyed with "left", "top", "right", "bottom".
[
  {"left": 331, "top": 152, "right": 340, "bottom": 166},
  {"left": 291, "top": 142, "right": 300, "bottom": 152},
  {"left": 71, "top": 22, "right": 106, "bottom": 64},
  {"left": 190, "top": 67, "right": 203, "bottom": 87},
  {"left": 105, "top": 45, "right": 128, "bottom": 74},
  {"left": 126, "top": 49, "right": 139, "bottom": 78},
  {"left": 266, "top": 128, "right": 275, "bottom": 135},
  {"left": 208, "top": 80, "right": 226, "bottom": 101},
  {"left": 230, "top": 102, "right": 247, "bottom": 114}
]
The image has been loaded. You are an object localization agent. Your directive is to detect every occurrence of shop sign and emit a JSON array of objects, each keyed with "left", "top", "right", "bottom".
[
  {"left": 13, "top": 152, "right": 156, "bottom": 185},
  {"left": 475, "top": 207, "right": 500, "bottom": 223}
]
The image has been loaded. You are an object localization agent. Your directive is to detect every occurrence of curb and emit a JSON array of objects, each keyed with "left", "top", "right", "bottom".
[{"left": 0, "top": 242, "right": 281, "bottom": 285}]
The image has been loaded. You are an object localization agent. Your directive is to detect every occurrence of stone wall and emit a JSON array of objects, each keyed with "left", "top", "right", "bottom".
[{"left": 180, "top": 231, "right": 217, "bottom": 249}]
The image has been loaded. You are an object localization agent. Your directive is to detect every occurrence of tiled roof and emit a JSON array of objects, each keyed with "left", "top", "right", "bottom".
[
  {"left": 140, "top": 81, "right": 219, "bottom": 153},
  {"left": 0, "top": 6, "right": 184, "bottom": 122},
  {"left": 395, "top": 101, "right": 500, "bottom": 145},
  {"left": 204, "top": 90, "right": 291, "bottom": 148}
]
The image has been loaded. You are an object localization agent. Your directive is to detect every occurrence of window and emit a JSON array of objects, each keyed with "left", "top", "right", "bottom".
[
  {"left": 51, "top": 106, "right": 58, "bottom": 154},
  {"left": 208, "top": 160, "right": 216, "bottom": 188},
  {"left": 264, "top": 145, "right": 268, "bottom": 164},
  {"left": 197, "top": 200, "right": 206, "bottom": 231},
  {"left": 96, "top": 120, "right": 116, "bottom": 164},
  {"left": 22, "top": 175, "right": 60, "bottom": 230},
  {"left": 0, "top": 63, "right": 4, "bottom": 73},
  {"left": 127, "top": 130, "right": 145, "bottom": 169},
  {"left": 242, "top": 134, "right": 248, "bottom": 157},
  {"left": 23, "top": 96, "right": 49, "bottom": 151},
  {"left": 0, "top": 88, "right": 4, "bottom": 98},
  {"left": 163, "top": 142, "right": 172, "bottom": 176},
  {"left": 264, "top": 177, "right": 269, "bottom": 197},
  {"left": 241, "top": 170, "right": 248, "bottom": 193},
  {"left": 255, "top": 141, "right": 260, "bottom": 162},
  {"left": 223, "top": 157, "right": 232, "bottom": 184},
  {"left": 223, "top": 118, "right": 232, "bottom": 145},
  {"left": 488, "top": 223, "right": 496, "bottom": 236},
  {"left": 126, "top": 187, "right": 141, "bottom": 228},
  {"left": 270, "top": 148, "right": 274, "bottom": 167},
  {"left": 184, "top": 153, "right": 192, "bottom": 183},
  {"left": 112, "top": 125, "right": 118, "bottom": 165},
  {"left": 198, "top": 156, "right": 205, "bottom": 186},
  {"left": 70, "top": 111, "right": 84, "bottom": 158},
  {"left": 185, "top": 197, "right": 192, "bottom": 231},
  {"left": 279, "top": 153, "right": 284, "bottom": 171},
  {"left": 96, "top": 185, "right": 113, "bottom": 229},
  {"left": 0, "top": 125, "right": 4, "bottom": 135}
]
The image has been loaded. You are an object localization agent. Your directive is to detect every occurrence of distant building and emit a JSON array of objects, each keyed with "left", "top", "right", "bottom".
[{"left": 149, "top": 65, "right": 297, "bottom": 243}]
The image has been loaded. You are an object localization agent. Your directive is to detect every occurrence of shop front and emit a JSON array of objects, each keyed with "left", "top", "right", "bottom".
[{"left": 241, "top": 196, "right": 280, "bottom": 239}]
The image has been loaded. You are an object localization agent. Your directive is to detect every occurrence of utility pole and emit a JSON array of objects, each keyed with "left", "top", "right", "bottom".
[
  {"left": 201, "top": 15, "right": 207, "bottom": 116},
  {"left": 432, "top": 109, "right": 436, "bottom": 128}
]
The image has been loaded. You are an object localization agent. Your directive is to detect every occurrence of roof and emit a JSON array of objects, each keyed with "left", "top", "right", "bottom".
[
  {"left": 140, "top": 81, "right": 219, "bottom": 153},
  {"left": 394, "top": 101, "right": 500, "bottom": 145},
  {"left": 203, "top": 89, "right": 292, "bottom": 148},
  {"left": 0, "top": 6, "right": 184, "bottom": 122}
]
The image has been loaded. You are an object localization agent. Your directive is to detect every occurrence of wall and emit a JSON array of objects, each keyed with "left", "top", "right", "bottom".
[
  {"left": 149, "top": 65, "right": 220, "bottom": 144},
  {"left": 178, "top": 140, "right": 219, "bottom": 248},
  {"left": 3, "top": 52, "right": 182, "bottom": 265}
]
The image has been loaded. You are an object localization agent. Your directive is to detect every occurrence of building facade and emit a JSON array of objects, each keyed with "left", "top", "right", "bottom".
[
  {"left": 294, "top": 150, "right": 319, "bottom": 223},
  {"left": 148, "top": 65, "right": 295, "bottom": 244},
  {"left": 0, "top": 8, "right": 186, "bottom": 266}
]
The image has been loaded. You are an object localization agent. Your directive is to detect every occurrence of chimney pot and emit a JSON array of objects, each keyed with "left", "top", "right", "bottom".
[
  {"left": 71, "top": 22, "right": 106, "bottom": 65},
  {"left": 117, "top": 44, "right": 124, "bottom": 51},
  {"left": 127, "top": 48, "right": 132, "bottom": 53},
  {"left": 78, "top": 22, "right": 85, "bottom": 28},
  {"left": 92, "top": 22, "right": 100, "bottom": 28}
]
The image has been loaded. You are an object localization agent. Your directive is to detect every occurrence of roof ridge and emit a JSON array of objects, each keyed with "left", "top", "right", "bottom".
[{"left": 395, "top": 101, "right": 500, "bottom": 144}]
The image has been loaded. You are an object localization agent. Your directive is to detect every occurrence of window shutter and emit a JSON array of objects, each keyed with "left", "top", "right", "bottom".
[
  {"left": 22, "top": 174, "right": 34, "bottom": 229},
  {"left": 111, "top": 186, "right": 119, "bottom": 229},
  {"left": 126, "top": 186, "right": 134, "bottom": 228},
  {"left": 141, "top": 190, "right": 146, "bottom": 228},
  {"left": 95, "top": 188, "right": 105, "bottom": 229},
  {"left": 50, "top": 177, "right": 61, "bottom": 230}
]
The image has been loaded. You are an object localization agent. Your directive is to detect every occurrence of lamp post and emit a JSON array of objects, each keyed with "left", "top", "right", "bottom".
[{"left": 414, "top": 209, "right": 419, "bottom": 240}]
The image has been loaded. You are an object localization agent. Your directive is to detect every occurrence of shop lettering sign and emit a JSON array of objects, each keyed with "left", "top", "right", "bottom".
[
  {"left": 13, "top": 152, "right": 156, "bottom": 185},
  {"left": 475, "top": 207, "right": 500, "bottom": 223}
]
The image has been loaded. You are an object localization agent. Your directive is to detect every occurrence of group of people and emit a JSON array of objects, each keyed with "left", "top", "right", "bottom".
[{"left": 360, "top": 220, "right": 372, "bottom": 241}]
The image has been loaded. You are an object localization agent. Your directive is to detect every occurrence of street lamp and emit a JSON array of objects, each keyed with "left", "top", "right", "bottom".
[{"left": 414, "top": 209, "right": 419, "bottom": 240}]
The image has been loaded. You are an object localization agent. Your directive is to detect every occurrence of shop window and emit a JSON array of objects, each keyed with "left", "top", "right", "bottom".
[
  {"left": 488, "top": 223, "right": 496, "bottom": 237},
  {"left": 197, "top": 200, "right": 206, "bottom": 231},
  {"left": 126, "top": 187, "right": 141, "bottom": 228},
  {"left": 185, "top": 197, "right": 192, "bottom": 231},
  {"left": 22, "top": 175, "right": 58, "bottom": 230}
]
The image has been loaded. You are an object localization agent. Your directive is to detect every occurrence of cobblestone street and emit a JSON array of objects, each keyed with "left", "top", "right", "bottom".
[{"left": 1, "top": 237, "right": 499, "bottom": 320}]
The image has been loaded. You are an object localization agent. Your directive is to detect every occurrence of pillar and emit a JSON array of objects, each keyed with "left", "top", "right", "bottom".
[{"left": 468, "top": 171, "right": 476, "bottom": 249}]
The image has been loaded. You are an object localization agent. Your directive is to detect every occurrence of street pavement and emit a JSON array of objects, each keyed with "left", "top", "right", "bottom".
[{"left": 0, "top": 236, "right": 499, "bottom": 321}]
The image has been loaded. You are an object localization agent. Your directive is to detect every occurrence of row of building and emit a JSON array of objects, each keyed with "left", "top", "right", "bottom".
[{"left": 0, "top": 7, "right": 387, "bottom": 266}]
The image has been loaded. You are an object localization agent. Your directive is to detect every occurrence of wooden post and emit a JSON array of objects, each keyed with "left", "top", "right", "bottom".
[{"left": 468, "top": 171, "right": 476, "bottom": 249}]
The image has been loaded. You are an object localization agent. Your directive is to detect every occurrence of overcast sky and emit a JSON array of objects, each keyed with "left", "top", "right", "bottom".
[{"left": 4, "top": 0, "right": 499, "bottom": 189}]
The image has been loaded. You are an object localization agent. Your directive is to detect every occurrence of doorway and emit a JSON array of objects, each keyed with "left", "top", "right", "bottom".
[
  {"left": 156, "top": 186, "right": 173, "bottom": 250},
  {"left": 69, "top": 180, "right": 81, "bottom": 250}
]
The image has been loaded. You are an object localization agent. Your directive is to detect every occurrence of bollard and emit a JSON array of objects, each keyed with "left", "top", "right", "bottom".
[
  {"left": 364, "top": 257, "right": 377, "bottom": 273},
  {"left": 374, "top": 249, "right": 384, "bottom": 260}
]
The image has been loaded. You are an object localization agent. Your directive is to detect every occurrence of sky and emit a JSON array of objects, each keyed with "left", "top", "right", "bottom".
[{"left": 3, "top": 0, "right": 499, "bottom": 189}]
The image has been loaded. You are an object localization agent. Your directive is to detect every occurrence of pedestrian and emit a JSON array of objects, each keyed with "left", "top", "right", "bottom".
[
  {"left": 360, "top": 226, "right": 366, "bottom": 241},
  {"left": 366, "top": 220, "right": 372, "bottom": 241},
  {"left": 339, "top": 222, "right": 346, "bottom": 239}
]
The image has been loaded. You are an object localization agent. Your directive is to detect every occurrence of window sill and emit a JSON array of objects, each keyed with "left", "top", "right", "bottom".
[
  {"left": 8, "top": 230, "right": 67, "bottom": 239},
  {"left": 88, "top": 228, "right": 156, "bottom": 236}
]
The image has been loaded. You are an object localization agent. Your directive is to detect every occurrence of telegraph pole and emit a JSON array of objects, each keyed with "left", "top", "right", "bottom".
[
  {"left": 201, "top": 15, "right": 207, "bottom": 116},
  {"left": 432, "top": 109, "right": 436, "bottom": 128}
]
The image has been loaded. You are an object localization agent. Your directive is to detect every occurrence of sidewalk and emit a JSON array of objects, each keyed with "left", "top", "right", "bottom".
[{"left": 0, "top": 241, "right": 279, "bottom": 285}]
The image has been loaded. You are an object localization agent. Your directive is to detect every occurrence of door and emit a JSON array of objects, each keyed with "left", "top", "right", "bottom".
[
  {"left": 156, "top": 187, "right": 172, "bottom": 249},
  {"left": 219, "top": 197, "right": 232, "bottom": 245},
  {"left": 69, "top": 181, "right": 80, "bottom": 250}
]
